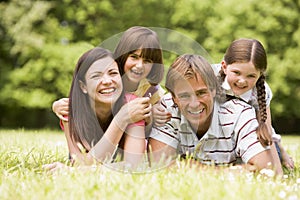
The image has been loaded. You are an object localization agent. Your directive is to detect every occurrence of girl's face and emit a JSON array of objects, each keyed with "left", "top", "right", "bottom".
[
  {"left": 222, "top": 61, "right": 261, "bottom": 96},
  {"left": 123, "top": 49, "right": 153, "bottom": 84},
  {"left": 81, "top": 57, "right": 123, "bottom": 106}
]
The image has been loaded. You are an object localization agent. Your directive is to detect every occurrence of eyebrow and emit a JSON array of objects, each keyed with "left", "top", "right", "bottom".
[
  {"left": 248, "top": 73, "right": 258, "bottom": 76},
  {"left": 177, "top": 91, "right": 190, "bottom": 96},
  {"left": 177, "top": 88, "right": 207, "bottom": 95},
  {"left": 130, "top": 52, "right": 141, "bottom": 57}
]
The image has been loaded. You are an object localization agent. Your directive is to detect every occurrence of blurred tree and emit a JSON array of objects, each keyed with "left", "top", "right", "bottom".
[
  {"left": 0, "top": 0, "right": 92, "bottom": 108},
  {"left": 170, "top": 0, "right": 300, "bottom": 132},
  {"left": 0, "top": 0, "right": 299, "bottom": 132}
]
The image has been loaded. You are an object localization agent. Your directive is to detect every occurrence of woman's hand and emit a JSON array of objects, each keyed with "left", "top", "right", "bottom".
[
  {"left": 42, "top": 162, "right": 71, "bottom": 173},
  {"left": 152, "top": 103, "right": 171, "bottom": 127},
  {"left": 52, "top": 98, "right": 69, "bottom": 121}
]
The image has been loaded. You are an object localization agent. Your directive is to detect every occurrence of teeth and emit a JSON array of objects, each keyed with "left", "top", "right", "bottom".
[
  {"left": 131, "top": 69, "right": 143, "bottom": 75},
  {"left": 235, "top": 84, "right": 247, "bottom": 89},
  {"left": 188, "top": 108, "right": 204, "bottom": 115},
  {"left": 100, "top": 88, "right": 115, "bottom": 94}
]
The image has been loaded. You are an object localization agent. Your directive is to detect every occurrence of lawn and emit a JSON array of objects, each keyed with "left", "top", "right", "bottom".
[{"left": 0, "top": 129, "right": 299, "bottom": 200}]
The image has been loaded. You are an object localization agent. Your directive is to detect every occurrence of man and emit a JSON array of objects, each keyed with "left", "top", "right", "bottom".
[{"left": 148, "top": 54, "right": 281, "bottom": 174}]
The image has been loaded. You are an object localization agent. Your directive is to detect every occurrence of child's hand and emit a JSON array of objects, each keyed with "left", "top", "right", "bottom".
[
  {"left": 281, "top": 149, "right": 294, "bottom": 170},
  {"left": 52, "top": 98, "right": 69, "bottom": 121},
  {"left": 152, "top": 103, "right": 171, "bottom": 127},
  {"left": 121, "top": 97, "right": 152, "bottom": 124}
]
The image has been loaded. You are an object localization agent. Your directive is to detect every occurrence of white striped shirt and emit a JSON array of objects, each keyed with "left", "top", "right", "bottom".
[{"left": 149, "top": 93, "right": 268, "bottom": 165}]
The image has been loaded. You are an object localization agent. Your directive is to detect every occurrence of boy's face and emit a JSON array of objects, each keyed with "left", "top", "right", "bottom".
[
  {"left": 222, "top": 61, "right": 260, "bottom": 96},
  {"left": 173, "top": 75, "right": 215, "bottom": 132}
]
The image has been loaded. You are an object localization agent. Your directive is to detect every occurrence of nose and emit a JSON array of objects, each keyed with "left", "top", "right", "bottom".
[
  {"left": 101, "top": 74, "right": 112, "bottom": 84},
  {"left": 237, "top": 78, "right": 246, "bottom": 85},
  {"left": 135, "top": 58, "right": 143, "bottom": 68},
  {"left": 189, "top": 95, "right": 201, "bottom": 108}
]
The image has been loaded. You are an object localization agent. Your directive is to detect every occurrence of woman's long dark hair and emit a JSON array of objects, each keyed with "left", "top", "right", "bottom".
[{"left": 68, "top": 47, "right": 124, "bottom": 151}]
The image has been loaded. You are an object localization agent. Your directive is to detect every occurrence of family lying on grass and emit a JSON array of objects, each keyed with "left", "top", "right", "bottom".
[{"left": 43, "top": 26, "right": 294, "bottom": 175}]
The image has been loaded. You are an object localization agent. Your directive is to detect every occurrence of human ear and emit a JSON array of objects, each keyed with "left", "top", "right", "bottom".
[
  {"left": 221, "top": 61, "right": 228, "bottom": 75},
  {"left": 79, "top": 80, "right": 88, "bottom": 94}
]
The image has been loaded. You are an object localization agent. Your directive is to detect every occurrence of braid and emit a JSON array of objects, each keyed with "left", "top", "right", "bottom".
[
  {"left": 256, "top": 75, "right": 267, "bottom": 123},
  {"left": 217, "top": 68, "right": 226, "bottom": 84},
  {"left": 216, "top": 68, "right": 226, "bottom": 103},
  {"left": 255, "top": 74, "right": 272, "bottom": 146}
]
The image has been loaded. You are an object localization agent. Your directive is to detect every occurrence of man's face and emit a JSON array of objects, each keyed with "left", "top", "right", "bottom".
[{"left": 173, "top": 76, "right": 215, "bottom": 132}]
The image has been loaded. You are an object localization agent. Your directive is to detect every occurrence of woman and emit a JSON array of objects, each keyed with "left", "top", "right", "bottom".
[
  {"left": 46, "top": 47, "right": 151, "bottom": 170},
  {"left": 53, "top": 26, "right": 166, "bottom": 128}
]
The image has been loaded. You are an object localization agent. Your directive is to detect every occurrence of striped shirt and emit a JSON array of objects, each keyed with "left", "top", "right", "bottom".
[{"left": 149, "top": 93, "right": 268, "bottom": 165}]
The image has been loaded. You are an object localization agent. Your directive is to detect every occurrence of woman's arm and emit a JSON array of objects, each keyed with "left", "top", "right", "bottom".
[
  {"left": 86, "top": 97, "right": 152, "bottom": 164},
  {"left": 123, "top": 125, "right": 146, "bottom": 169}
]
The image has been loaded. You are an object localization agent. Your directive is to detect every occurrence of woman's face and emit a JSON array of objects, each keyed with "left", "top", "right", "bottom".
[
  {"left": 123, "top": 49, "right": 153, "bottom": 84},
  {"left": 222, "top": 61, "right": 261, "bottom": 96},
  {"left": 82, "top": 57, "right": 123, "bottom": 106}
]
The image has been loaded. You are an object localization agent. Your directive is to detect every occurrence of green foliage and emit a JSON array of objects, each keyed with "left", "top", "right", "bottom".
[
  {"left": 170, "top": 0, "right": 300, "bottom": 120},
  {"left": 1, "top": 42, "right": 93, "bottom": 108},
  {"left": 0, "top": 0, "right": 53, "bottom": 65},
  {"left": 0, "top": 0, "right": 299, "bottom": 129}
]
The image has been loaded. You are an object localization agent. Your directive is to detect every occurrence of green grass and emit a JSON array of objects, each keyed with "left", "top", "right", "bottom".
[{"left": 0, "top": 129, "right": 299, "bottom": 200}]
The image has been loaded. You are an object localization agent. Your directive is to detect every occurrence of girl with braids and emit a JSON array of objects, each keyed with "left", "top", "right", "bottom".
[{"left": 217, "top": 38, "right": 294, "bottom": 170}]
